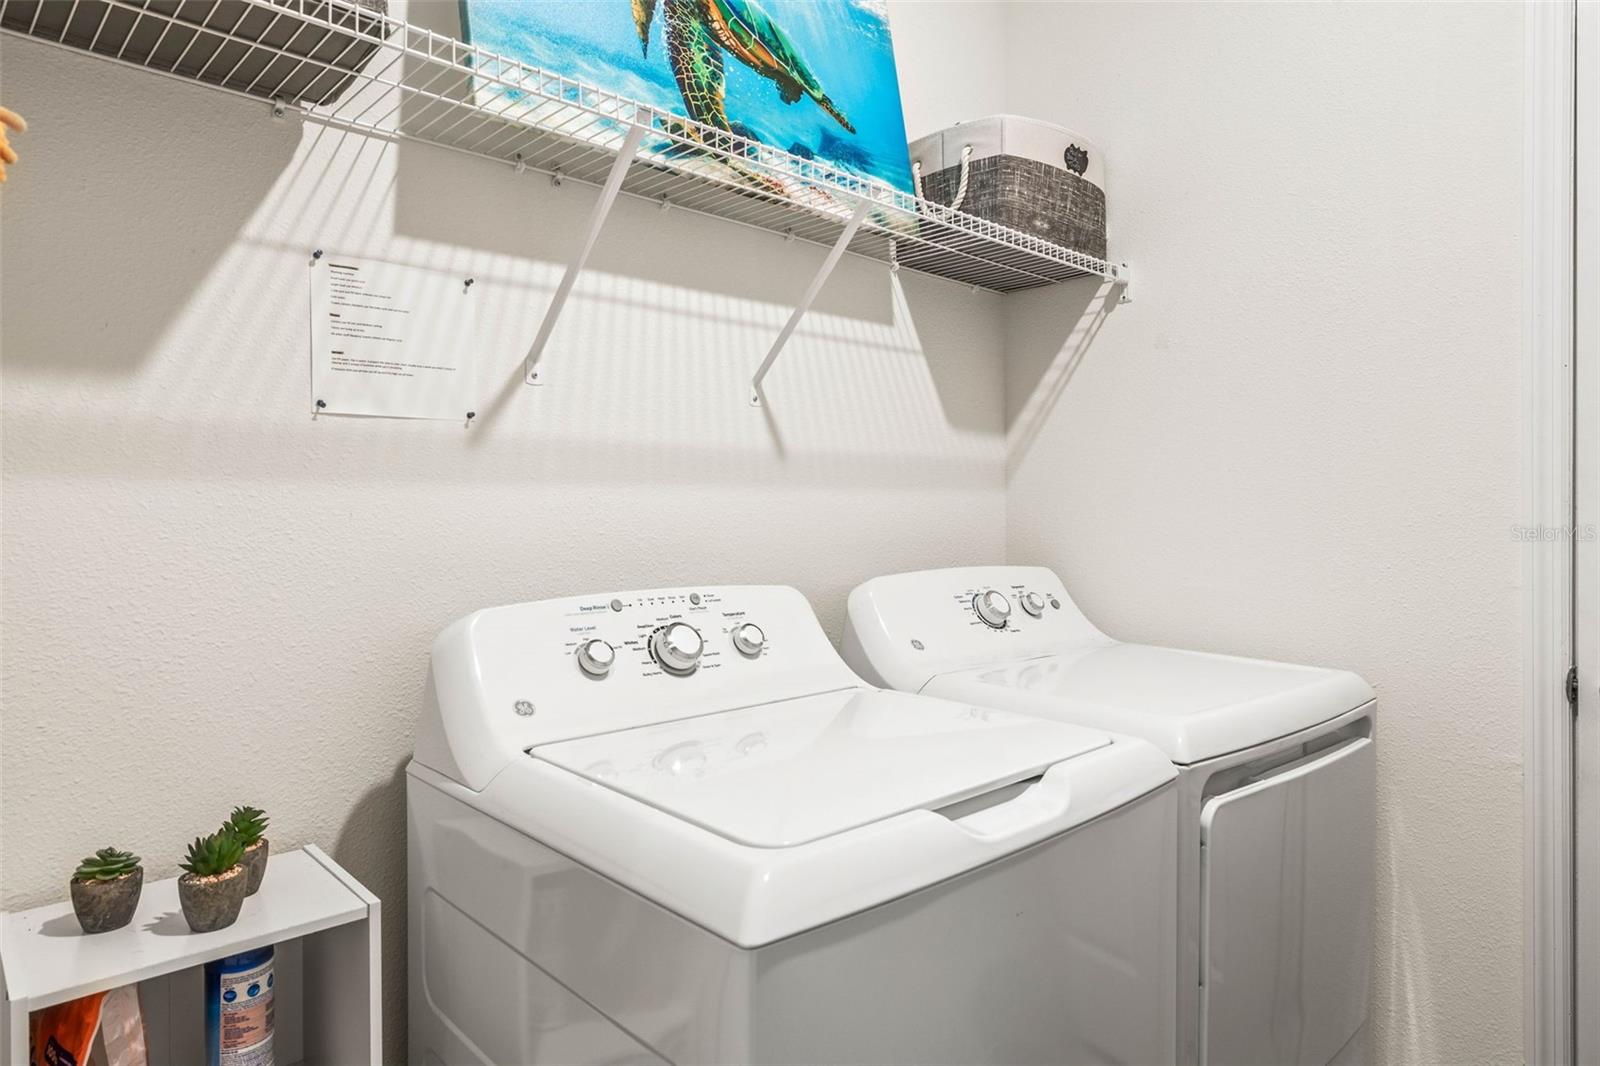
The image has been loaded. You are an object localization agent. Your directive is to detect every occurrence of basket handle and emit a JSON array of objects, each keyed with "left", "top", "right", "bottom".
[{"left": 912, "top": 143, "right": 974, "bottom": 211}]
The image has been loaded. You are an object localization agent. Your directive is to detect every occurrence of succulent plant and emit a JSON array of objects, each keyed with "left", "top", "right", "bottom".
[
  {"left": 73, "top": 847, "right": 141, "bottom": 882},
  {"left": 225, "top": 805, "right": 269, "bottom": 847},
  {"left": 180, "top": 829, "right": 244, "bottom": 878}
]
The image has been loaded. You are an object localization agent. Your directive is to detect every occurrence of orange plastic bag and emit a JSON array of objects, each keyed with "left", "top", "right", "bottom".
[{"left": 29, "top": 991, "right": 107, "bottom": 1066}]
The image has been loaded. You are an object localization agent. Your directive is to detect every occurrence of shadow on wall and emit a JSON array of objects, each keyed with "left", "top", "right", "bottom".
[
  {"left": 390, "top": 136, "right": 897, "bottom": 328},
  {"left": 0, "top": 18, "right": 912, "bottom": 401},
  {"left": 0, "top": 53, "right": 302, "bottom": 377},
  {"left": 2, "top": 86, "right": 1005, "bottom": 490},
  {"left": 0, "top": 13, "right": 1037, "bottom": 460},
  {"left": 896, "top": 271, "right": 1006, "bottom": 435},
  {"left": 1003, "top": 276, "right": 1121, "bottom": 477},
  {"left": 331, "top": 754, "right": 411, "bottom": 1064}
]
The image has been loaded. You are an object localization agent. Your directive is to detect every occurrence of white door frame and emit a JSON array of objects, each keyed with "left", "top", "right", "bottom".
[
  {"left": 1526, "top": 2, "right": 1577, "bottom": 1064},
  {"left": 1576, "top": 3, "right": 1599, "bottom": 1063}
]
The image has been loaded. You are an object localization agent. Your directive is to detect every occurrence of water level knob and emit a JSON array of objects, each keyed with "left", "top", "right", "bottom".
[
  {"left": 576, "top": 638, "right": 616, "bottom": 678},
  {"left": 1020, "top": 591, "right": 1047, "bottom": 617},
  {"left": 973, "top": 589, "right": 1012, "bottom": 629},
  {"left": 652, "top": 622, "right": 704, "bottom": 675}
]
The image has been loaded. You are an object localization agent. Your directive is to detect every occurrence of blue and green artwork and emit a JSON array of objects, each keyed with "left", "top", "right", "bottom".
[{"left": 459, "top": 0, "right": 914, "bottom": 193}]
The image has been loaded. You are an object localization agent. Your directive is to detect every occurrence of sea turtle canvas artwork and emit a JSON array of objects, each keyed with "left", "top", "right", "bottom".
[{"left": 458, "top": 0, "right": 915, "bottom": 195}]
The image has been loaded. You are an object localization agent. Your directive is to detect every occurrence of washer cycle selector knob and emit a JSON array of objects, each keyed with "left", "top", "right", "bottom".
[
  {"left": 576, "top": 638, "right": 616, "bottom": 678},
  {"left": 1020, "top": 591, "right": 1047, "bottom": 617},
  {"left": 731, "top": 622, "right": 766, "bottom": 657},
  {"left": 652, "top": 623, "right": 704, "bottom": 675},
  {"left": 973, "top": 589, "right": 1012, "bottom": 629}
]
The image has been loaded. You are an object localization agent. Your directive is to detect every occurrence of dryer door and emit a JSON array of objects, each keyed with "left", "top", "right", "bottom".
[{"left": 1199, "top": 737, "right": 1375, "bottom": 1066}]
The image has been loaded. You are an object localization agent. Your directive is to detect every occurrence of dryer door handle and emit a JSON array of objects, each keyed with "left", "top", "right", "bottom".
[{"left": 1198, "top": 735, "right": 1375, "bottom": 1066}]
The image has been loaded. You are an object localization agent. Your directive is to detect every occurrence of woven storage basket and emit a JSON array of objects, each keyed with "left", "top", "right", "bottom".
[
  {"left": 0, "top": 0, "right": 389, "bottom": 106},
  {"left": 910, "top": 115, "right": 1106, "bottom": 260}
]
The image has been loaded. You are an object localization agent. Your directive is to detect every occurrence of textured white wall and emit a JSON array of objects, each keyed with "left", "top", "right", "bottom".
[
  {"left": 1000, "top": 3, "right": 1525, "bottom": 1064},
  {"left": 0, "top": 5, "right": 1010, "bottom": 1059},
  {"left": 887, "top": 0, "right": 1006, "bottom": 141}
]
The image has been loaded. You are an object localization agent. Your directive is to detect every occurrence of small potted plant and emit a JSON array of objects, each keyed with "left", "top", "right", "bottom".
[
  {"left": 69, "top": 847, "right": 143, "bottom": 934},
  {"left": 227, "top": 806, "right": 270, "bottom": 895},
  {"left": 177, "top": 829, "right": 247, "bottom": 933}
]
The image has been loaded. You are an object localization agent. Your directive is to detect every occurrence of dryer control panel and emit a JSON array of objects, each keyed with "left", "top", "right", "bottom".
[
  {"left": 843, "top": 566, "right": 1112, "bottom": 693},
  {"left": 417, "top": 585, "right": 861, "bottom": 789}
]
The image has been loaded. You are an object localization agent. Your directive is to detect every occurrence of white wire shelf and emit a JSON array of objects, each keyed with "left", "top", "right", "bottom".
[{"left": 1, "top": 0, "right": 1127, "bottom": 295}]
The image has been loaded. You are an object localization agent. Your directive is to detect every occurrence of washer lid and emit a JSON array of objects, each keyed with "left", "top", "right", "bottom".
[
  {"left": 465, "top": 694, "right": 1174, "bottom": 947},
  {"left": 530, "top": 687, "right": 1109, "bottom": 847},
  {"left": 929, "top": 644, "right": 1375, "bottom": 765}
]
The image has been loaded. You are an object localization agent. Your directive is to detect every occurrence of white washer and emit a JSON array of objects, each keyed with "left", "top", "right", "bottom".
[
  {"left": 843, "top": 566, "right": 1377, "bottom": 1066},
  {"left": 409, "top": 584, "right": 1180, "bottom": 1066}
]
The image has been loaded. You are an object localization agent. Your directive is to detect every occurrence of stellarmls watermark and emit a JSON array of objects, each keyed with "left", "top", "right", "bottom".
[{"left": 1512, "top": 524, "right": 1598, "bottom": 542}]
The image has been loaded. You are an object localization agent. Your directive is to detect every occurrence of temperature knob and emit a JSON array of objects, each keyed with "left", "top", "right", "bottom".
[
  {"left": 652, "top": 622, "right": 704, "bottom": 675},
  {"left": 732, "top": 622, "right": 766, "bottom": 657},
  {"left": 1020, "top": 591, "right": 1047, "bottom": 617},
  {"left": 576, "top": 638, "right": 616, "bottom": 678},
  {"left": 973, "top": 589, "right": 1012, "bottom": 629}
]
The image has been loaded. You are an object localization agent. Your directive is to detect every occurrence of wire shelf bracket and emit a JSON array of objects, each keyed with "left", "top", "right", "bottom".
[
  {"left": 524, "top": 121, "right": 647, "bottom": 385},
  {"left": 749, "top": 197, "right": 871, "bottom": 407}
]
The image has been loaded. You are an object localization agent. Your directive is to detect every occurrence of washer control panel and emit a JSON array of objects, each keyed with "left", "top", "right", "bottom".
[
  {"left": 558, "top": 588, "right": 784, "bottom": 684},
  {"left": 425, "top": 585, "right": 861, "bottom": 773}
]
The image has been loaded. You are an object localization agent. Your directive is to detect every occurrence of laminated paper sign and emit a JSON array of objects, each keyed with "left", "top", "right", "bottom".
[{"left": 310, "top": 254, "right": 476, "bottom": 420}]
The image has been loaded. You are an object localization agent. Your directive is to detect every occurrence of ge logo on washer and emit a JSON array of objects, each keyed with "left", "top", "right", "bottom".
[{"left": 514, "top": 700, "right": 536, "bottom": 717}]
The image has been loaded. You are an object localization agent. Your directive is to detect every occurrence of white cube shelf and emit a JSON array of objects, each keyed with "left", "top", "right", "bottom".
[{"left": 0, "top": 845, "right": 379, "bottom": 1064}]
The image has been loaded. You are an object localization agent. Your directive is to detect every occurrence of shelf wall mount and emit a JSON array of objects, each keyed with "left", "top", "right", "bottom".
[
  {"left": 750, "top": 198, "right": 872, "bottom": 407},
  {"left": 525, "top": 122, "right": 648, "bottom": 385}
]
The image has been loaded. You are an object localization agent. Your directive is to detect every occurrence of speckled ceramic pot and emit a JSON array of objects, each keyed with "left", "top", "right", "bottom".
[
  {"left": 178, "top": 864, "right": 247, "bottom": 933},
  {"left": 70, "top": 868, "right": 143, "bottom": 934},
  {"left": 241, "top": 839, "right": 270, "bottom": 896}
]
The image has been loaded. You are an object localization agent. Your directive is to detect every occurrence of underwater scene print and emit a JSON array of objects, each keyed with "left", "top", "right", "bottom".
[{"left": 458, "top": 0, "right": 915, "bottom": 195}]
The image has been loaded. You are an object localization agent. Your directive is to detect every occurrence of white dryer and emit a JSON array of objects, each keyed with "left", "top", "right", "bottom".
[
  {"left": 409, "top": 584, "right": 1180, "bottom": 1066},
  {"left": 843, "top": 566, "right": 1377, "bottom": 1066}
]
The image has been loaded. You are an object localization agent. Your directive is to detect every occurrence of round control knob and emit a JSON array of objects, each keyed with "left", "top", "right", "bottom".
[
  {"left": 1020, "top": 591, "right": 1047, "bottom": 617},
  {"left": 575, "top": 638, "right": 616, "bottom": 678},
  {"left": 731, "top": 622, "right": 766, "bottom": 657},
  {"left": 973, "top": 589, "right": 1012, "bottom": 629},
  {"left": 652, "top": 622, "right": 704, "bottom": 675}
]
